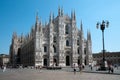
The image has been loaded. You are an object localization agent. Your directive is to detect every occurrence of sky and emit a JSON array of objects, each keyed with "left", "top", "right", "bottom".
[{"left": 0, "top": 0, "right": 120, "bottom": 54}]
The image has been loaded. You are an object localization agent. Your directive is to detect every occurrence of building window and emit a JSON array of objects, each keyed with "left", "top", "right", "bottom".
[
  {"left": 84, "top": 48, "right": 86, "bottom": 54},
  {"left": 44, "top": 46, "right": 47, "bottom": 52},
  {"left": 65, "top": 25, "right": 69, "bottom": 34},
  {"left": 66, "top": 40, "right": 69, "bottom": 46},
  {"left": 77, "top": 39, "right": 79, "bottom": 45},
  {"left": 78, "top": 48, "right": 79, "bottom": 54},
  {"left": 53, "top": 36, "right": 57, "bottom": 43},
  {"left": 53, "top": 45, "right": 56, "bottom": 53}
]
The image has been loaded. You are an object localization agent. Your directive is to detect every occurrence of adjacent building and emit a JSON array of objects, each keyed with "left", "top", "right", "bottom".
[
  {"left": 93, "top": 52, "right": 120, "bottom": 66},
  {"left": 9, "top": 7, "right": 93, "bottom": 67},
  {"left": 0, "top": 54, "right": 9, "bottom": 67}
]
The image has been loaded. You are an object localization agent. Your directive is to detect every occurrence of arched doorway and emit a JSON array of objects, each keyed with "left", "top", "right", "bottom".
[
  {"left": 17, "top": 48, "right": 21, "bottom": 64},
  {"left": 78, "top": 59, "right": 80, "bottom": 65},
  {"left": 85, "top": 59, "right": 87, "bottom": 65},
  {"left": 54, "top": 58, "right": 58, "bottom": 66},
  {"left": 43, "top": 58, "right": 47, "bottom": 66},
  {"left": 66, "top": 56, "right": 70, "bottom": 66},
  {"left": 53, "top": 45, "right": 56, "bottom": 53}
]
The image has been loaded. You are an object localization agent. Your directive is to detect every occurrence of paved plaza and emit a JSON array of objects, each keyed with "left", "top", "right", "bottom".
[{"left": 0, "top": 67, "right": 120, "bottom": 80}]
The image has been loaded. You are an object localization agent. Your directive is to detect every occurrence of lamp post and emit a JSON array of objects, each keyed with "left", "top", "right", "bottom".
[{"left": 96, "top": 20, "right": 109, "bottom": 70}]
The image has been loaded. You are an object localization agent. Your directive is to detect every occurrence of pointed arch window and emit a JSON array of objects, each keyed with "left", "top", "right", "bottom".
[
  {"left": 53, "top": 45, "right": 56, "bottom": 53},
  {"left": 53, "top": 36, "right": 57, "bottom": 43},
  {"left": 65, "top": 24, "right": 69, "bottom": 34},
  {"left": 44, "top": 46, "right": 47, "bottom": 52},
  {"left": 84, "top": 48, "right": 86, "bottom": 54},
  {"left": 66, "top": 40, "right": 69, "bottom": 46},
  {"left": 77, "top": 39, "right": 79, "bottom": 45},
  {"left": 78, "top": 48, "right": 79, "bottom": 54}
]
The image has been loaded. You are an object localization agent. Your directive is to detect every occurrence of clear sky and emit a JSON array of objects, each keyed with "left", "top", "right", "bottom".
[{"left": 0, "top": 0, "right": 120, "bottom": 54}]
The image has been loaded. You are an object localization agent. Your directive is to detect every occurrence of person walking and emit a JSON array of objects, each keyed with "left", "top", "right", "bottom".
[
  {"left": 73, "top": 64, "right": 76, "bottom": 75},
  {"left": 91, "top": 65, "right": 93, "bottom": 70},
  {"left": 39, "top": 65, "right": 42, "bottom": 72},
  {"left": 79, "top": 64, "right": 82, "bottom": 74},
  {"left": 3, "top": 65, "right": 6, "bottom": 72},
  {"left": 108, "top": 65, "right": 111, "bottom": 73},
  {"left": 111, "top": 65, "right": 114, "bottom": 74}
]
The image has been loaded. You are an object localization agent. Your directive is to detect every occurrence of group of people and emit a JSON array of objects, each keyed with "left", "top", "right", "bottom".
[
  {"left": 1, "top": 65, "right": 6, "bottom": 72},
  {"left": 108, "top": 65, "right": 114, "bottom": 73},
  {"left": 73, "top": 64, "right": 85, "bottom": 74},
  {"left": 73, "top": 64, "right": 116, "bottom": 74}
]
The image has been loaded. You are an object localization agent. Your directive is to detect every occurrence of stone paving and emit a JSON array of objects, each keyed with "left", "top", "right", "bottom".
[{"left": 0, "top": 67, "right": 120, "bottom": 80}]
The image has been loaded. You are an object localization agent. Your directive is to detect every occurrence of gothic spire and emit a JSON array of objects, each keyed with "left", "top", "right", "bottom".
[
  {"left": 13, "top": 32, "right": 17, "bottom": 39},
  {"left": 36, "top": 11, "right": 39, "bottom": 24},
  {"left": 80, "top": 20, "right": 84, "bottom": 40},
  {"left": 71, "top": 10, "right": 74, "bottom": 20},
  {"left": 71, "top": 10, "right": 76, "bottom": 20},
  {"left": 87, "top": 30, "right": 91, "bottom": 42},
  {"left": 73, "top": 10, "right": 76, "bottom": 20},
  {"left": 39, "top": 17, "right": 42, "bottom": 26},
  {"left": 61, "top": 7, "right": 63, "bottom": 16},
  {"left": 52, "top": 13, "right": 54, "bottom": 23},
  {"left": 49, "top": 12, "right": 52, "bottom": 23},
  {"left": 58, "top": 6, "right": 61, "bottom": 16},
  {"left": 80, "top": 20, "right": 83, "bottom": 31},
  {"left": 35, "top": 11, "right": 39, "bottom": 31},
  {"left": 89, "top": 31, "right": 91, "bottom": 41}
]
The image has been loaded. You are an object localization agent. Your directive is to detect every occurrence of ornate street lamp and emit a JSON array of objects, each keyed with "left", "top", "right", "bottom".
[{"left": 96, "top": 20, "right": 109, "bottom": 70}]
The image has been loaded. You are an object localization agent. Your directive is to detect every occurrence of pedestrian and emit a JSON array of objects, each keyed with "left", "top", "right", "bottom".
[
  {"left": 3, "top": 65, "right": 6, "bottom": 72},
  {"left": 108, "top": 65, "right": 111, "bottom": 73},
  {"left": 39, "top": 65, "right": 42, "bottom": 72},
  {"left": 79, "top": 64, "right": 82, "bottom": 74},
  {"left": 82, "top": 65, "right": 85, "bottom": 69},
  {"left": 73, "top": 64, "right": 76, "bottom": 75},
  {"left": 111, "top": 65, "right": 114, "bottom": 73},
  {"left": 117, "top": 65, "right": 118, "bottom": 69},
  {"left": 91, "top": 65, "right": 93, "bottom": 70},
  {"left": 78, "top": 64, "right": 81, "bottom": 71}
]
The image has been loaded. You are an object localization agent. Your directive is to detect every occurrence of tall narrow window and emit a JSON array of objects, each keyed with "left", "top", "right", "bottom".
[
  {"left": 44, "top": 46, "right": 47, "bottom": 52},
  {"left": 53, "top": 36, "right": 56, "bottom": 43},
  {"left": 66, "top": 40, "right": 69, "bottom": 46},
  {"left": 65, "top": 25, "right": 69, "bottom": 34},
  {"left": 77, "top": 39, "right": 79, "bottom": 45},
  {"left": 78, "top": 48, "right": 79, "bottom": 54},
  {"left": 53, "top": 45, "right": 56, "bottom": 53},
  {"left": 84, "top": 48, "right": 86, "bottom": 54}
]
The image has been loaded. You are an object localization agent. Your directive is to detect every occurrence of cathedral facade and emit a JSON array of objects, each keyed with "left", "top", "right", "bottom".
[{"left": 9, "top": 7, "right": 93, "bottom": 67}]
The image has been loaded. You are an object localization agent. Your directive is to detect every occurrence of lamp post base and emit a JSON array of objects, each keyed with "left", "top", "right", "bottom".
[
  {"left": 98, "top": 60, "right": 108, "bottom": 71},
  {"left": 99, "top": 66, "right": 107, "bottom": 71}
]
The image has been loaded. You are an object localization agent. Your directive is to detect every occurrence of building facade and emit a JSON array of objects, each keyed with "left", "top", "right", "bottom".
[
  {"left": 9, "top": 7, "right": 92, "bottom": 67},
  {"left": 0, "top": 54, "right": 9, "bottom": 67},
  {"left": 93, "top": 52, "right": 120, "bottom": 66}
]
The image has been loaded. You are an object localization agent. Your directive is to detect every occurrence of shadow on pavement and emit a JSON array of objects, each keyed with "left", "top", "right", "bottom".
[{"left": 83, "top": 71, "right": 120, "bottom": 75}]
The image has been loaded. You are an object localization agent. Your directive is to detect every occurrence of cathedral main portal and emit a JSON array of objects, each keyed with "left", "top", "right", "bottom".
[
  {"left": 66, "top": 56, "right": 70, "bottom": 66},
  {"left": 43, "top": 58, "right": 48, "bottom": 66}
]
